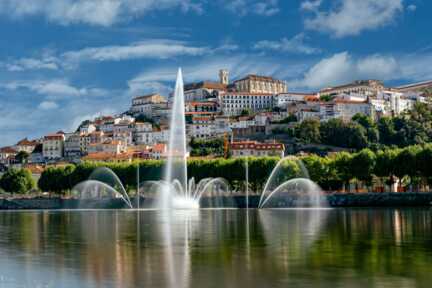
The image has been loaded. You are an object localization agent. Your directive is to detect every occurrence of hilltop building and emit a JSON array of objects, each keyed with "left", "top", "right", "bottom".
[{"left": 233, "top": 74, "right": 287, "bottom": 94}]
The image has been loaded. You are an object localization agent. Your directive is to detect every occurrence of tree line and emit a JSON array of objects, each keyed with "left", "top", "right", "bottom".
[
  {"left": 289, "top": 102, "right": 432, "bottom": 150},
  {"left": 2, "top": 144, "right": 432, "bottom": 195}
]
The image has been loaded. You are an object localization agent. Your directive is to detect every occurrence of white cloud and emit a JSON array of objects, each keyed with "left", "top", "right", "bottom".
[
  {"left": 302, "top": 0, "right": 404, "bottom": 37},
  {"left": 127, "top": 80, "right": 173, "bottom": 97},
  {"left": 300, "top": 0, "right": 322, "bottom": 12},
  {"left": 129, "top": 55, "right": 306, "bottom": 92},
  {"left": 222, "top": 0, "right": 279, "bottom": 17},
  {"left": 0, "top": 0, "right": 203, "bottom": 26},
  {"left": 2, "top": 79, "right": 108, "bottom": 99},
  {"left": 38, "top": 101, "right": 59, "bottom": 110},
  {"left": 2, "top": 57, "right": 59, "bottom": 72},
  {"left": 62, "top": 40, "right": 210, "bottom": 64},
  {"left": 407, "top": 4, "right": 417, "bottom": 12},
  {"left": 253, "top": 33, "right": 321, "bottom": 55},
  {"left": 290, "top": 52, "right": 400, "bottom": 89}
]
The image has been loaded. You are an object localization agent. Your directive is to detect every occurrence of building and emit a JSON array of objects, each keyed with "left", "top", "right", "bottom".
[
  {"left": 82, "top": 152, "right": 133, "bottom": 163},
  {"left": 130, "top": 93, "right": 167, "bottom": 117},
  {"left": 64, "top": 133, "right": 82, "bottom": 158},
  {"left": 319, "top": 80, "right": 384, "bottom": 98},
  {"left": 188, "top": 116, "right": 216, "bottom": 139},
  {"left": 186, "top": 101, "right": 220, "bottom": 114},
  {"left": 396, "top": 80, "right": 432, "bottom": 94},
  {"left": 42, "top": 133, "right": 65, "bottom": 159},
  {"left": 150, "top": 143, "right": 167, "bottom": 159},
  {"left": 275, "top": 92, "right": 318, "bottom": 108},
  {"left": 0, "top": 146, "right": 17, "bottom": 165},
  {"left": 233, "top": 75, "right": 287, "bottom": 94},
  {"left": 14, "top": 138, "right": 38, "bottom": 154},
  {"left": 230, "top": 140, "right": 285, "bottom": 158},
  {"left": 219, "top": 92, "right": 274, "bottom": 116},
  {"left": 79, "top": 123, "right": 96, "bottom": 134},
  {"left": 184, "top": 81, "right": 227, "bottom": 101},
  {"left": 320, "top": 99, "right": 371, "bottom": 121},
  {"left": 87, "top": 140, "right": 126, "bottom": 155}
]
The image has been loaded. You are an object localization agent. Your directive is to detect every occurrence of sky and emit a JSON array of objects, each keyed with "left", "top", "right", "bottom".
[{"left": 0, "top": 0, "right": 431, "bottom": 146}]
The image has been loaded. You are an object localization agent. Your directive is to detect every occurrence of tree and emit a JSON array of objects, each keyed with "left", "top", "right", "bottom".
[
  {"left": 0, "top": 168, "right": 35, "bottom": 194},
  {"left": 295, "top": 119, "right": 321, "bottom": 144},
  {"left": 350, "top": 149, "right": 376, "bottom": 189},
  {"left": 240, "top": 109, "right": 252, "bottom": 117},
  {"left": 15, "top": 151, "right": 30, "bottom": 164}
]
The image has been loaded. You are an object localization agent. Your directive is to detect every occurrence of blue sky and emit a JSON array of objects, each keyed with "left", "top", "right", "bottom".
[{"left": 0, "top": 0, "right": 431, "bottom": 146}]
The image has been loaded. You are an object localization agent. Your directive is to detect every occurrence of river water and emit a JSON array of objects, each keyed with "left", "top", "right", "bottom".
[{"left": 0, "top": 208, "right": 430, "bottom": 287}]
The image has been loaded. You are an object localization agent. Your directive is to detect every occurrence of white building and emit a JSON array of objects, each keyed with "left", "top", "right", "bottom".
[
  {"left": 130, "top": 93, "right": 167, "bottom": 117},
  {"left": 275, "top": 93, "right": 317, "bottom": 108},
  {"left": 320, "top": 99, "right": 371, "bottom": 122},
  {"left": 42, "top": 133, "right": 65, "bottom": 159},
  {"left": 188, "top": 116, "right": 216, "bottom": 139},
  {"left": 14, "top": 138, "right": 38, "bottom": 154},
  {"left": 219, "top": 92, "right": 274, "bottom": 116},
  {"left": 87, "top": 140, "right": 126, "bottom": 154},
  {"left": 64, "top": 133, "right": 82, "bottom": 158}
]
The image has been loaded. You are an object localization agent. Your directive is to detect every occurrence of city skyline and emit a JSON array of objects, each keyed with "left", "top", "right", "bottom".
[{"left": 0, "top": 0, "right": 431, "bottom": 145}]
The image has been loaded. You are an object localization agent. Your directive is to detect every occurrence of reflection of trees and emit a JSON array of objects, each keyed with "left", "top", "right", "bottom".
[{"left": 0, "top": 209, "right": 431, "bottom": 287}]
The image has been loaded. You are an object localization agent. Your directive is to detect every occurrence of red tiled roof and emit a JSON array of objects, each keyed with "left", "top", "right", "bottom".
[
  {"left": 0, "top": 146, "right": 17, "bottom": 154},
  {"left": 16, "top": 138, "right": 38, "bottom": 146},
  {"left": 230, "top": 141, "right": 284, "bottom": 151}
]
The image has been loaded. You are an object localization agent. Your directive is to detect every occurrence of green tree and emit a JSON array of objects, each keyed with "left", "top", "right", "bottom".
[
  {"left": 295, "top": 118, "right": 321, "bottom": 144},
  {"left": 350, "top": 149, "right": 376, "bottom": 190},
  {"left": 15, "top": 151, "right": 30, "bottom": 164},
  {"left": 0, "top": 168, "right": 35, "bottom": 194}
]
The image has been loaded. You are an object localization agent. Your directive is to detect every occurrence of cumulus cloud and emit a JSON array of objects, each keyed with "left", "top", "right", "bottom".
[
  {"left": 302, "top": 0, "right": 404, "bottom": 37},
  {"left": 253, "top": 33, "right": 321, "bottom": 55},
  {"left": 0, "top": 0, "right": 203, "bottom": 26},
  {"left": 290, "top": 52, "right": 400, "bottom": 89}
]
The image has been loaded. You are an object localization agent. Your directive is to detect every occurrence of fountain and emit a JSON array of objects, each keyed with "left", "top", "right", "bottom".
[
  {"left": 257, "top": 156, "right": 327, "bottom": 209},
  {"left": 146, "top": 68, "right": 231, "bottom": 210},
  {"left": 71, "top": 167, "right": 133, "bottom": 208}
]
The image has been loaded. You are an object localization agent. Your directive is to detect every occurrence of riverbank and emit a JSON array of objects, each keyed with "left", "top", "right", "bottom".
[{"left": 1, "top": 192, "right": 432, "bottom": 209}]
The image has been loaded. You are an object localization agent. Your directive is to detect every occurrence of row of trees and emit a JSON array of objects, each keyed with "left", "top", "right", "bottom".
[
  {"left": 290, "top": 103, "right": 432, "bottom": 150},
  {"left": 33, "top": 144, "right": 432, "bottom": 195}
]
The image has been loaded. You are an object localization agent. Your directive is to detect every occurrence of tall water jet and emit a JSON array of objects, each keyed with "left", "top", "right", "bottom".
[{"left": 160, "top": 68, "right": 195, "bottom": 209}]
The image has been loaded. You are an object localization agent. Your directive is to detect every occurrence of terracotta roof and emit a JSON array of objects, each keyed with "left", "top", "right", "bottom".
[
  {"left": 230, "top": 141, "right": 284, "bottom": 151},
  {"left": 16, "top": 138, "right": 38, "bottom": 146},
  {"left": 152, "top": 143, "right": 167, "bottom": 153},
  {"left": 0, "top": 146, "right": 17, "bottom": 154},
  {"left": 44, "top": 134, "right": 64, "bottom": 140}
]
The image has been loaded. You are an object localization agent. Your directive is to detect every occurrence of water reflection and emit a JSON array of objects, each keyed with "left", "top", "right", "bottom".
[{"left": 0, "top": 208, "right": 431, "bottom": 287}]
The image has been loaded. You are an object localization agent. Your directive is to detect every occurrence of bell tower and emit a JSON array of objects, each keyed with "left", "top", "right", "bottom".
[{"left": 219, "top": 69, "right": 229, "bottom": 85}]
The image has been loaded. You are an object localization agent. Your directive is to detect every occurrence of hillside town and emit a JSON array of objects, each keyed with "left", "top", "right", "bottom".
[{"left": 1, "top": 69, "right": 431, "bottom": 170}]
